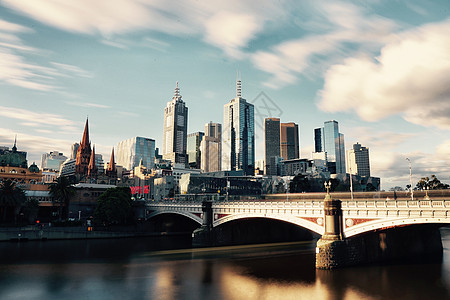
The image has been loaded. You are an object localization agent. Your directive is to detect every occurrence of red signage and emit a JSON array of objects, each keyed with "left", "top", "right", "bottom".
[{"left": 131, "top": 185, "right": 150, "bottom": 194}]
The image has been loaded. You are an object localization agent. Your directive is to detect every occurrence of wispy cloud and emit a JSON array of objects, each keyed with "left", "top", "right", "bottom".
[
  {"left": 318, "top": 18, "right": 450, "bottom": 129},
  {"left": 0, "top": 105, "right": 78, "bottom": 133},
  {"left": 65, "top": 101, "right": 110, "bottom": 109},
  {"left": 251, "top": 1, "right": 397, "bottom": 88}
]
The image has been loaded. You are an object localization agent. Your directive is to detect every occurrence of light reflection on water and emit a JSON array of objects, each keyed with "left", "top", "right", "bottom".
[{"left": 0, "top": 228, "right": 449, "bottom": 300}]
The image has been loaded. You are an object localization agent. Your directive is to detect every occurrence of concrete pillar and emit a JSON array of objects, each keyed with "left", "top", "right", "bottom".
[
  {"left": 316, "top": 189, "right": 348, "bottom": 269},
  {"left": 192, "top": 200, "right": 214, "bottom": 247}
]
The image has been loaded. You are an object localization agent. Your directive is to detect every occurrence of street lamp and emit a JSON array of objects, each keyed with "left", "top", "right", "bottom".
[{"left": 406, "top": 158, "right": 413, "bottom": 201}]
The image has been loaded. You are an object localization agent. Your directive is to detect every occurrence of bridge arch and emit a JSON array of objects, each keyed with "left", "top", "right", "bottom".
[
  {"left": 344, "top": 217, "right": 449, "bottom": 237},
  {"left": 147, "top": 211, "right": 203, "bottom": 225},
  {"left": 213, "top": 213, "right": 324, "bottom": 235}
]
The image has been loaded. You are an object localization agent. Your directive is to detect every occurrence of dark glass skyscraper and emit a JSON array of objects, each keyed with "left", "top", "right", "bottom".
[
  {"left": 314, "top": 120, "right": 346, "bottom": 174},
  {"left": 264, "top": 118, "right": 280, "bottom": 175},
  {"left": 281, "top": 122, "right": 299, "bottom": 160}
]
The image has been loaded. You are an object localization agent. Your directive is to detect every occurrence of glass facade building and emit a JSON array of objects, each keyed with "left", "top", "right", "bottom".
[
  {"left": 280, "top": 122, "right": 299, "bottom": 160},
  {"left": 116, "top": 137, "right": 155, "bottom": 171},
  {"left": 314, "top": 120, "right": 346, "bottom": 174},
  {"left": 264, "top": 118, "right": 280, "bottom": 175},
  {"left": 222, "top": 81, "right": 255, "bottom": 175}
]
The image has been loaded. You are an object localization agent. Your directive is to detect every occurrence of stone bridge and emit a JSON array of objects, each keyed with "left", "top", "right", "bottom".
[
  {"left": 147, "top": 191, "right": 450, "bottom": 269},
  {"left": 146, "top": 198, "right": 450, "bottom": 238}
]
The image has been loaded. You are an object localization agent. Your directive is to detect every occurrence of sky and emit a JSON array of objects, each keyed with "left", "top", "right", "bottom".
[{"left": 0, "top": 0, "right": 449, "bottom": 190}]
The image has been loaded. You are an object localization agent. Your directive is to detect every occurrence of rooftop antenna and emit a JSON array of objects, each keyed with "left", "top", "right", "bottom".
[
  {"left": 236, "top": 71, "right": 241, "bottom": 98},
  {"left": 174, "top": 81, "right": 181, "bottom": 99}
]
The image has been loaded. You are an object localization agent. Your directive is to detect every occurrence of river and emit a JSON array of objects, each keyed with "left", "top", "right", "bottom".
[{"left": 0, "top": 227, "right": 449, "bottom": 300}]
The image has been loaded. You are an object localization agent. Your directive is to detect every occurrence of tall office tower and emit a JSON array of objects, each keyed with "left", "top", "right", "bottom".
[
  {"left": 163, "top": 82, "right": 188, "bottom": 166},
  {"left": 222, "top": 78, "right": 255, "bottom": 175},
  {"left": 41, "top": 151, "right": 67, "bottom": 171},
  {"left": 70, "top": 143, "right": 79, "bottom": 160},
  {"left": 264, "top": 118, "right": 280, "bottom": 175},
  {"left": 75, "top": 118, "right": 92, "bottom": 175},
  {"left": 314, "top": 120, "right": 346, "bottom": 174},
  {"left": 205, "top": 122, "right": 222, "bottom": 141},
  {"left": 347, "top": 142, "right": 370, "bottom": 177},
  {"left": 201, "top": 122, "right": 222, "bottom": 173},
  {"left": 280, "top": 122, "right": 299, "bottom": 160},
  {"left": 187, "top": 132, "right": 204, "bottom": 169},
  {"left": 314, "top": 128, "right": 322, "bottom": 153},
  {"left": 116, "top": 137, "right": 155, "bottom": 171}
]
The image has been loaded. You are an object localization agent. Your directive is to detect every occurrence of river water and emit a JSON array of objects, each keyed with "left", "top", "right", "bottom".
[{"left": 0, "top": 227, "right": 449, "bottom": 300}]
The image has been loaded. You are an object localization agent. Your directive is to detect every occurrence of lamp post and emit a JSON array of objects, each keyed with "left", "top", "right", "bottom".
[{"left": 406, "top": 158, "right": 413, "bottom": 201}]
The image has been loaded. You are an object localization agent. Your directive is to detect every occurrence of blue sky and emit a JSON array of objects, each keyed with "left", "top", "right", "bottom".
[{"left": 0, "top": 0, "right": 449, "bottom": 190}]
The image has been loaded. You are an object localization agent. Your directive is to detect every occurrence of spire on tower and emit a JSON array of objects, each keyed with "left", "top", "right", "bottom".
[
  {"left": 173, "top": 81, "right": 182, "bottom": 100},
  {"left": 12, "top": 134, "right": 17, "bottom": 152},
  {"left": 236, "top": 72, "right": 242, "bottom": 98}
]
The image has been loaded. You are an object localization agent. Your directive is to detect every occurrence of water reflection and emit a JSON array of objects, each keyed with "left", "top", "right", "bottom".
[{"left": 0, "top": 229, "right": 449, "bottom": 300}]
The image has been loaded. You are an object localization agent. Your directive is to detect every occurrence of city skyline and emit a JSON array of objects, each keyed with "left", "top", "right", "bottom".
[{"left": 0, "top": 1, "right": 449, "bottom": 189}]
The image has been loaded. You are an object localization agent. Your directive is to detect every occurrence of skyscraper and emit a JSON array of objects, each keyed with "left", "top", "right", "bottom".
[
  {"left": 187, "top": 132, "right": 204, "bottom": 169},
  {"left": 314, "top": 120, "right": 346, "bottom": 174},
  {"left": 264, "top": 118, "right": 280, "bottom": 175},
  {"left": 201, "top": 122, "right": 222, "bottom": 173},
  {"left": 280, "top": 122, "right": 299, "bottom": 160},
  {"left": 163, "top": 82, "right": 188, "bottom": 166},
  {"left": 347, "top": 142, "right": 370, "bottom": 177},
  {"left": 116, "top": 137, "right": 155, "bottom": 171},
  {"left": 222, "top": 79, "right": 255, "bottom": 175},
  {"left": 41, "top": 151, "right": 67, "bottom": 171}
]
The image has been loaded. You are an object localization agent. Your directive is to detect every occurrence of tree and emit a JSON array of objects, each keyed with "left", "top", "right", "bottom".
[
  {"left": 289, "top": 174, "right": 311, "bottom": 193},
  {"left": 94, "top": 187, "right": 132, "bottom": 225},
  {"left": 0, "top": 180, "right": 27, "bottom": 223},
  {"left": 49, "top": 176, "right": 75, "bottom": 221},
  {"left": 22, "top": 198, "right": 39, "bottom": 224},
  {"left": 416, "top": 175, "right": 449, "bottom": 190}
]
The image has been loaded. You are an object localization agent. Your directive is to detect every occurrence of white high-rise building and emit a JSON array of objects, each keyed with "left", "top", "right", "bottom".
[
  {"left": 200, "top": 122, "right": 222, "bottom": 173},
  {"left": 116, "top": 137, "right": 155, "bottom": 171},
  {"left": 347, "top": 142, "right": 370, "bottom": 177},
  {"left": 163, "top": 82, "right": 188, "bottom": 166},
  {"left": 222, "top": 79, "right": 255, "bottom": 175},
  {"left": 41, "top": 151, "right": 67, "bottom": 171}
]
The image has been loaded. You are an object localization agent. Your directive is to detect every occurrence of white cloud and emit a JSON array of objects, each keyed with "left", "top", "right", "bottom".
[
  {"left": 1, "top": 0, "right": 286, "bottom": 59},
  {"left": 0, "top": 105, "right": 78, "bottom": 132},
  {"left": 318, "top": 19, "right": 450, "bottom": 129},
  {"left": 251, "top": 1, "right": 397, "bottom": 88},
  {"left": 65, "top": 101, "right": 110, "bottom": 109}
]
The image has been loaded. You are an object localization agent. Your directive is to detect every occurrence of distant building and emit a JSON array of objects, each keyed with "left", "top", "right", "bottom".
[
  {"left": 264, "top": 118, "right": 280, "bottom": 175},
  {"left": 75, "top": 118, "right": 93, "bottom": 177},
  {"left": 163, "top": 82, "right": 188, "bottom": 166},
  {"left": 200, "top": 122, "right": 222, "bottom": 173},
  {"left": 70, "top": 143, "right": 79, "bottom": 160},
  {"left": 60, "top": 158, "right": 76, "bottom": 177},
  {"left": 41, "top": 151, "right": 67, "bottom": 172},
  {"left": 116, "top": 137, "right": 155, "bottom": 171},
  {"left": 154, "top": 176, "right": 175, "bottom": 200},
  {"left": 282, "top": 158, "right": 312, "bottom": 176},
  {"left": 280, "top": 122, "right": 299, "bottom": 160},
  {"left": 222, "top": 78, "right": 255, "bottom": 175},
  {"left": 187, "top": 132, "right": 204, "bottom": 169},
  {"left": 347, "top": 142, "right": 370, "bottom": 177},
  {"left": 0, "top": 138, "right": 42, "bottom": 184},
  {"left": 314, "top": 120, "right": 345, "bottom": 174}
]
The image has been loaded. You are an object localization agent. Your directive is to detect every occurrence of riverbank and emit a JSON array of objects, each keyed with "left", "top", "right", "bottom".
[{"left": 0, "top": 226, "right": 186, "bottom": 242}]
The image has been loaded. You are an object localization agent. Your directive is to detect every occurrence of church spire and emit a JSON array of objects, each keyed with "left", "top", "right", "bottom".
[
  {"left": 106, "top": 147, "right": 116, "bottom": 176},
  {"left": 81, "top": 117, "right": 90, "bottom": 147},
  {"left": 88, "top": 145, "right": 97, "bottom": 178}
]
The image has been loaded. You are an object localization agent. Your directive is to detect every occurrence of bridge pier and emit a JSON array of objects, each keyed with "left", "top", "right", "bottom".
[
  {"left": 192, "top": 200, "right": 214, "bottom": 247},
  {"left": 316, "top": 191, "right": 443, "bottom": 269}
]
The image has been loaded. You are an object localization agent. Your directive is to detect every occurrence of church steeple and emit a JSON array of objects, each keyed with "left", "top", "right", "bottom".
[
  {"left": 81, "top": 117, "right": 90, "bottom": 148},
  {"left": 88, "top": 145, "right": 97, "bottom": 178},
  {"left": 106, "top": 147, "right": 116, "bottom": 178},
  {"left": 75, "top": 117, "right": 92, "bottom": 177}
]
